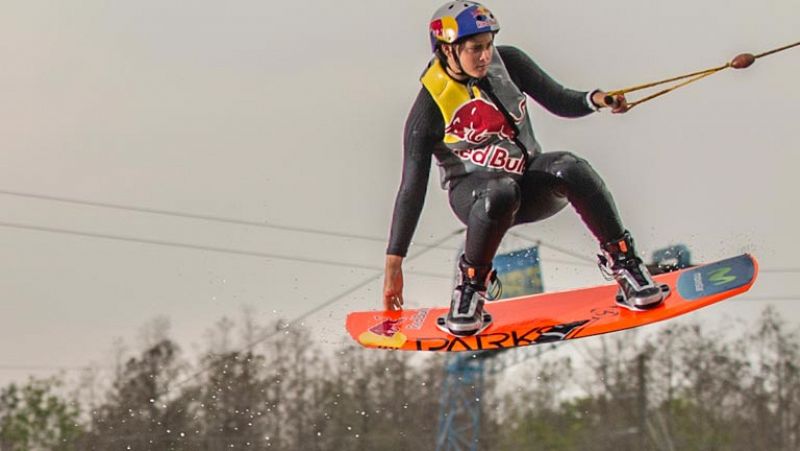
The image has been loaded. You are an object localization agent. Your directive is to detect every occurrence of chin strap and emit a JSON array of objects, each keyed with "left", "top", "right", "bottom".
[
  {"left": 438, "top": 45, "right": 480, "bottom": 93},
  {"left": 451, "top": 46, "right": 468, "bottom": 77}
]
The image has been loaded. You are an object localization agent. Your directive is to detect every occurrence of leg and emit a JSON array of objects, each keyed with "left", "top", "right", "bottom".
[
  {"left": 449, "top": 175, "right": 521, "bottom": 268},
  {"left": 522, "top": 151, "right": 665, "bottom": 308},
  {"left": 520, "top": 151, "right": 624, "bottom": 241},
  {"left": 446, "top": 175, "right": 520, "bottom": 335}
]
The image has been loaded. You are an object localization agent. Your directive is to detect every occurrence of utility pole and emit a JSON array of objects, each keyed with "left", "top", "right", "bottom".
[
  {"left": 638, "top": 353, "right": 648, "bottom": 449},
  {"left": 436, "top": 353, "right": 485, "bottom": 451}
]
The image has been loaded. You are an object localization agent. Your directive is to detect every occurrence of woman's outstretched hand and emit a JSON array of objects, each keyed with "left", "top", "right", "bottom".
[{"left": 383, "top": 254, "right": 405, "bottom": 311}]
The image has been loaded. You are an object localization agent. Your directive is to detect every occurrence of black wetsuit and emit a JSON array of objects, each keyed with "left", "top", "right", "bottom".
[{"left": 387, "top": 45, "right": 625, "bottom": 268}]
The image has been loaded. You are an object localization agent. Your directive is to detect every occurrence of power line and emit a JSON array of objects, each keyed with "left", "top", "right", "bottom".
[
  {"left": 0, "top": 188, "right": 651, "bottom": 267},
  {"left": 0, "top": 220, "right": 600, "bottom": 275},
  {"left": 2, "top": 215, "right": 795, "bottom": 282},
  {"left": 0, "top": 189, "right": 602, "bottom": 262},
  {"left": 0, "top": 189, "right": 587, "bottom": 266},
  {"left": 0, "top": 221, "right": 452, "bottom": 278},
  {"left": 0, "top": 220, "right": 385, "bottom": 270},
  {"left": 9, "top": 188, "right": 795, "bottom": 273},
  {"left": 0, "top": 188, "right": 461, "bottom": 250},
  {"left": 3, "top": 219, "right": 797, "bottom": 291}
]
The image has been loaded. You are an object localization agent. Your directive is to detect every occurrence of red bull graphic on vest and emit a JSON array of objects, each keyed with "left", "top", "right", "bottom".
[
  {"left": 446, "top": 97, "right": 527, "bottom": 175},
  {"left": 445, "top": 97, "right": 526, "bottom": 145}
]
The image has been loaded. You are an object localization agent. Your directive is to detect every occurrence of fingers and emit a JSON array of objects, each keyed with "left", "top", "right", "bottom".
[
  {"left": 609, "top": 94, "right": 630, "bottom": 114},
  {"left": 599, "top": 92, "right": 630, "bottom": 113},
  {"left": 383, "top": 255, "right": 405, "bottom": 311},
  {"left": 382, "top": 277, "right": 403, "bottom": 311},
  {"left": 383, "top": 292, "right": 403, "bottom": 311}
]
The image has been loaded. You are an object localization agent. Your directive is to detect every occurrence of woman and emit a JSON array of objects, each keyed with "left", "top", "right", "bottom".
[{"left": 383, "top": 1, "right": 664, "bottom": 336}]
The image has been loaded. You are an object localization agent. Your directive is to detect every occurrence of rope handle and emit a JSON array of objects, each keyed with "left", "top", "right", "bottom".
[{"left": 603, "top": 40, "right": 799, "bottom": 110}]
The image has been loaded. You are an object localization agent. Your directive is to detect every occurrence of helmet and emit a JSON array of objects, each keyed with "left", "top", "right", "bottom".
[{"left": 429, "top": 1, "right": 500, "bottom": 52}]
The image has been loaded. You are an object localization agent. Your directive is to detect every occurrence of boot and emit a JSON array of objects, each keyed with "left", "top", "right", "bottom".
[
  {"left": 445, "top": 256, "right": 494, "bottom": 336},
  {"left": 599, "top": 231, "right": 666, "bottom": 310}
]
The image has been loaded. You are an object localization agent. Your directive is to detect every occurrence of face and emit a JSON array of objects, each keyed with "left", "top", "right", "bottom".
[{"left": 443, "top": 32, "right": 495, "bottom": 79}]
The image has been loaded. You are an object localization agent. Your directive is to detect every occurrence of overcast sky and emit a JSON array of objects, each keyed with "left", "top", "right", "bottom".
[{"left": 1, "top": 0, "right": 798, "bottom": 387}]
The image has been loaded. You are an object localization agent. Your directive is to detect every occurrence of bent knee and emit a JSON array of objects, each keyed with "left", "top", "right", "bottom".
[
  {"left": 550, "top": 153, "right": 605, "bottom": 195},
  {"left": 481, "top": 178, "right": 521, "bottom": 220}
]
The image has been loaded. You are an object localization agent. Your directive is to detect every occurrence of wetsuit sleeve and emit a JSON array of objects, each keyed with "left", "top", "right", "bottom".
[
  {"left": 386, "top": 88, "right": 443, "bottom": 257},
  {"left": 498, "top": 45, "right": 595, "bottom": 118}
]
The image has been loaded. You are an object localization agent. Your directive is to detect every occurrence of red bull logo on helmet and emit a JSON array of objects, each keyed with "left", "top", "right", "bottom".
[
  {"left": 472, "top": 6, "right": 497, "bottom": 29},
  {"left": 430, "top": 16, "right": 459, "bottom": 44},
  {"left": 430, "top": 19, "right": 445, "bottom": 39}
]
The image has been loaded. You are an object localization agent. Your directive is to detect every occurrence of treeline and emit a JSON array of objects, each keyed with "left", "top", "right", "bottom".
[
  {"left": 1, "top": 307, "right": 798, "bottom": 450},
  {"left": 493, "top": 307, "right": 800, "bottom": 450}
]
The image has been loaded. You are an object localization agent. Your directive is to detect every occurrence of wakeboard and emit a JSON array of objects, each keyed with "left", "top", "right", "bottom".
[{"left": 346, "top": 254, "right": 758, "bottom": 352}]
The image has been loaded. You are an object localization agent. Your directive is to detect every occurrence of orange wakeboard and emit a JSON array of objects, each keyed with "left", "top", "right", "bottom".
[{"left": 346, "top": 254, "right": 758, "bottom": 352}]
